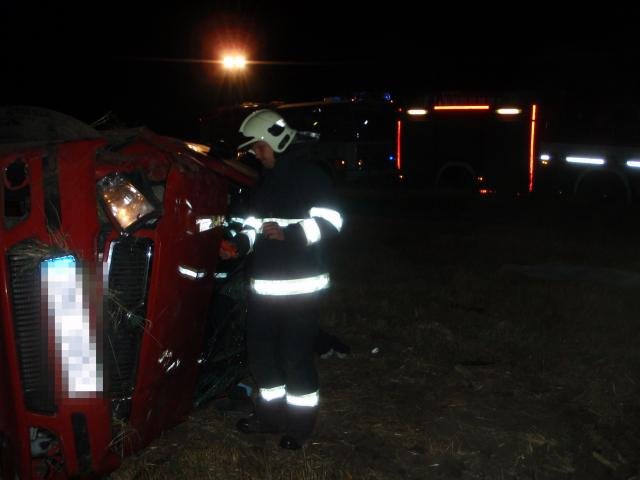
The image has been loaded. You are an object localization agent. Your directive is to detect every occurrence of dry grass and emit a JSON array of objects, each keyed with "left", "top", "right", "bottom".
[{"left": 112, "top": 191, "right": 640, "bottom": 480}]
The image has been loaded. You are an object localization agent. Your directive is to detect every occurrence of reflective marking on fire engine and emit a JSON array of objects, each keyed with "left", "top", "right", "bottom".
[
  {"left": 310, "top": 207, "right": 343, "bottom": 231},
  {"left": 301, "top": 218, "right": 321, "bottom": 244},
  {"left": 178, "top": 265, "right": 206, "bottom": 279},
  {"left": 251, "top": 274, "right": 330, "bottom": 296},
  {"left": 566, "top": 156, "right": 605, "bottom": 165},
  {"left": 287, "top": 390, "right": 319, "bottom": 407},
  {"left": 260, "top": 385, "right": 286, "bottom": 401}
]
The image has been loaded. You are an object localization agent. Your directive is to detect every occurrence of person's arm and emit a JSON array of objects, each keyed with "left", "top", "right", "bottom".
[
  {"left": 285, "top": 162, "right": 342, "bottom": 245},
  {"left": 218, "top": 216, "right": 261, "bottom": 257}
]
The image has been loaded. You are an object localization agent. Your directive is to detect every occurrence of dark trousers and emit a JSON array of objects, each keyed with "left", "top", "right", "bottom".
[{"left": 246, "top": 293, "right": 320, "bottom": 396}]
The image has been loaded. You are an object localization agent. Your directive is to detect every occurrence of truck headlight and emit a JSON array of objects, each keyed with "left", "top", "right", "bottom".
[{"left": 97, "top": 174, "right": 158, "bottom": 232}]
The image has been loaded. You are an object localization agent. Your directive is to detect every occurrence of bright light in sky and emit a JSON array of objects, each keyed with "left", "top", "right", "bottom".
[{"left": 222, "top": 54, "right": 247, "bottom": 70}]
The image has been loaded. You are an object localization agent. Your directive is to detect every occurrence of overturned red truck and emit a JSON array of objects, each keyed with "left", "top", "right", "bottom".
[{"left": 0, "top": 107, "right": 254, "bottom": 479}]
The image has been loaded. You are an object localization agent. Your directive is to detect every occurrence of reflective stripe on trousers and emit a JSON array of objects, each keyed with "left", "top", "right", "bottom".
[
  {"left": 260, "top": 386, "right": 319, "bottom": 408},
  {"left": 287, "top": 390, "right": 319, "bottom": 407},
  {"left": 260, "top": 385, "right": 286, "bottom": 401}
]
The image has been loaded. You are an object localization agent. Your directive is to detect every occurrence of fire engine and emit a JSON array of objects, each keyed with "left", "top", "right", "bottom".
[
  {"left": 535, "top": 92, "right": 640, "bottom": 202},
  {"left": 399, "top": 93, "right": 538, "bottom": 195}
]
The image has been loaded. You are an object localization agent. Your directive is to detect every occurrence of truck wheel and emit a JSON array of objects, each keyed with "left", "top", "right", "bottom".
[{"left": 575, "top": 171, "right": 629, "bottom": 203}]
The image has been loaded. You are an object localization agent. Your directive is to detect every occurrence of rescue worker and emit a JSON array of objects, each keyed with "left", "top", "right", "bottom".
[{"left": 228, "top": 109, "right": 342, "bottom": 450}]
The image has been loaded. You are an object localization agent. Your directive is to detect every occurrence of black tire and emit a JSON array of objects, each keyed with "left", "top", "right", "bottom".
[
  {"left": 436, "top": 166, "right": 476, "bottom": 191},
  {"left": 575, "top": 171, "right": 629, "bottom": 203}
]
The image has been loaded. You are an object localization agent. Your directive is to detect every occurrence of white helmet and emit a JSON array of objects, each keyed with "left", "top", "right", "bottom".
[{"left": 238, "top": 109, "right": 296, "bottom": 153}]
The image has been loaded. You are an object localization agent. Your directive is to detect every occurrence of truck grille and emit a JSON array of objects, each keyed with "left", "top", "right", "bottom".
[
  {"left": 7, "top": 241, "right": 55, "bottom": 413},
  {"left": 104, "top": 237, "right": 153, "bottom": 417}
]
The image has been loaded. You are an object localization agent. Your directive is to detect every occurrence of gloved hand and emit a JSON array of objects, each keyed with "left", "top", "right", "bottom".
[
  {"left": 219, "top": 239, "right": 239, "bottom": 260},
  {"left": 261, "top": 221, "right": 285, "bottom": 241}
]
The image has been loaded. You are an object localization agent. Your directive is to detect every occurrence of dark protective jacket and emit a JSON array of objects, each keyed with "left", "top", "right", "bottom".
[{"left": 237, "top": 141, "right": 342, "bottom": 295}]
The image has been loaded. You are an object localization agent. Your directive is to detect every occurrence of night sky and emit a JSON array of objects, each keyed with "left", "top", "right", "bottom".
[{"left": 1, "top": 1, "right": 638, "bottom": 139}]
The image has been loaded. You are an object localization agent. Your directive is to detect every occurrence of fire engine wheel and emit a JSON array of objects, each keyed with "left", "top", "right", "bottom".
[
  {"left": 574, "top": 170, "right": 630, "bottom": 203},
  {"left": 434, "top": 162, "right": 477, "bottom": 191}
]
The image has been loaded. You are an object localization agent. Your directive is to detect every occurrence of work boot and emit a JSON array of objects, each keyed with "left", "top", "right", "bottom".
[
  {"left": 236, "top": 396, "right": 285, "bottom": 434},
  {"left": 236, "top": 414, "right": 280, "bottom": 434},
  {"left": 280, "top": 402, "right": 318, "bottom": 449}
]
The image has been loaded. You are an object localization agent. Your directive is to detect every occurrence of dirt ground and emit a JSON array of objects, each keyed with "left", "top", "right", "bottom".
[{"left": 112, "top": 190, "right": 640, "bottom": 480}]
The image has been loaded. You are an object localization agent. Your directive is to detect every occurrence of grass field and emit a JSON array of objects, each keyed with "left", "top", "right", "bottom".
[{"left": 113, "top": 190, "right": 640, "bottom": 480}]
